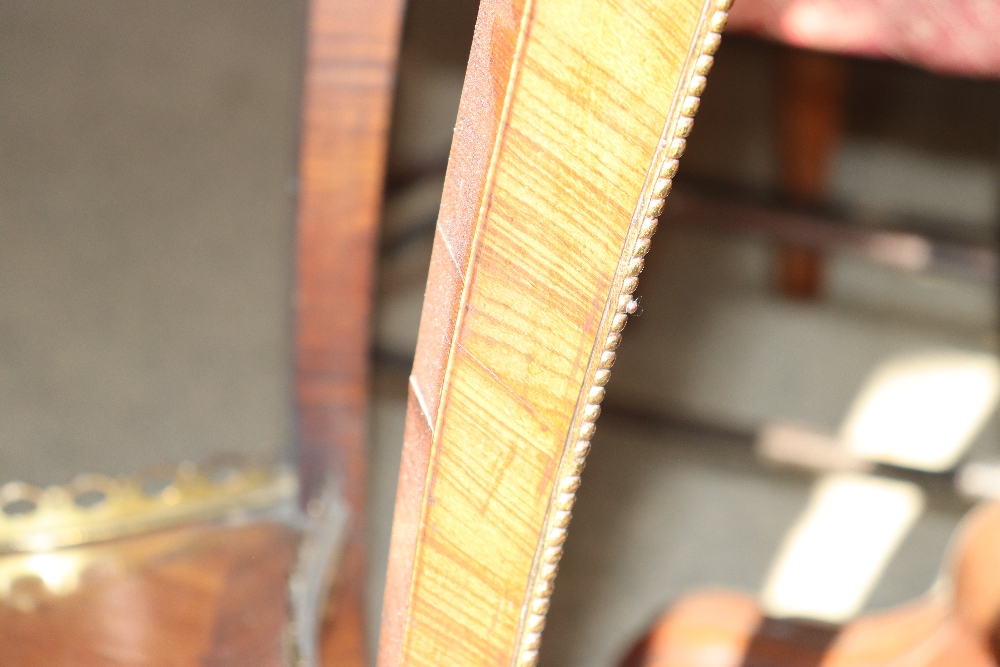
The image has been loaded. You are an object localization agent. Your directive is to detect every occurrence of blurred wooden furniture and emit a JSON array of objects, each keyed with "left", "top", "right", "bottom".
[
  {"left": 295, "top": 0, "right": 404, "bottom": 664},
  {"left": 622, "top": 501, "right": 1000, "bottom": 667},
  {"left": 774, "top": 48, "right": 845, "bottom": 300},
  {"left": 0, "top": 0, "right": 404, "bottom": 665},
  {"left": 375, "top": 1, "right": 730, "bottom": 665},
  {"left": 620, "top": 3, "right": 1000, "bottom": 665},
  {"left": 736, "top": 0, "right": 1000, "bottom": 302},
  {"left": 0, "top": 523, "right": 298, "bottom": 667}
]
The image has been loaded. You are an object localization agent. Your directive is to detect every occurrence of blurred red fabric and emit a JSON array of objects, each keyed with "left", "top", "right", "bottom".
[{"left": 728, "top": 0, "right": 1000, "bottom": 79}]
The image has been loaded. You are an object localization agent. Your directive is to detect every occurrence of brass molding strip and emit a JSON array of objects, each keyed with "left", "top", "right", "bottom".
[{"left": 0, "top": 458, "right": 297, "bottom": 553}]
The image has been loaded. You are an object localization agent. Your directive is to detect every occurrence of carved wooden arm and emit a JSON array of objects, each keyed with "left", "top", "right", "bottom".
[{"left": 377, "top": 1, "right": 731, "bottom": 665}]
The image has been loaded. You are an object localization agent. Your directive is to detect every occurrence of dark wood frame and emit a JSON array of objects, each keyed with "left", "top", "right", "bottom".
[{"left": 295, "top": 1, "right": 405, "bottom": 664}]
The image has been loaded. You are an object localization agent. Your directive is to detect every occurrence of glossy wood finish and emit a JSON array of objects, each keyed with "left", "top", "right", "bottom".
[
  {"left": 378, "top": 1, "right": 726, "bottom": 665},
  {"left": 0, "top": 523, "right": 297, "bottom": 667},
  {"left": 624, "top": 502, "right": 1000, "bottom": 667},
  {"left": 295, "top": 1, "right": 405, "bottom": 665}
]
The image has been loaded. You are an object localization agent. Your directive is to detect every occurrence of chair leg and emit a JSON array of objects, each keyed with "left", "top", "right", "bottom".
[{"left": 775, "top": 48, "right": 846, "bottom": 300}]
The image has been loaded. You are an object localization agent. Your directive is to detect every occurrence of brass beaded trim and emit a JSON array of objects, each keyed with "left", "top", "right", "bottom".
[{"left": 513, "top": 2, "right": 731, "bottom": 664}]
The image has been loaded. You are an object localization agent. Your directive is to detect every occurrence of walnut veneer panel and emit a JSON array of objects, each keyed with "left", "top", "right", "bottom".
[
  {"left": 379, "top": 1, "right": 730, "bottom": 666},
  {"left": 295, "top": 1, "right": 404, "bottom": 665}
]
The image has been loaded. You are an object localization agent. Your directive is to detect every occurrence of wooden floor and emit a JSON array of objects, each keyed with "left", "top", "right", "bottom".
[{"left": 0, "top": 522, "right": 297, "bottom": 667}]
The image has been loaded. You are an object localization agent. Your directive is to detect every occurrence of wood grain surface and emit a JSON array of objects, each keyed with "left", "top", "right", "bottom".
[
  {"left": 0, "top": 523, "right": 297, "bottom": 667},
  {"left": 295, "top": 1, "right": 405, "bottom": 665},
  {"left": 378, "top": 1, "right": 728, "bottom": 665}
]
